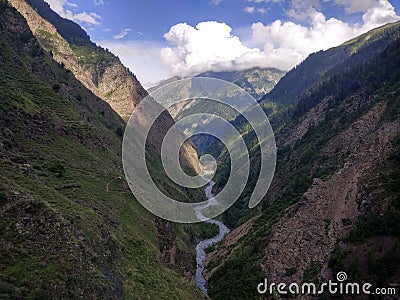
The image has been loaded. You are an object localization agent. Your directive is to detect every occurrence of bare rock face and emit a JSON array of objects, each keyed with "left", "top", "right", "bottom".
[
  {"left": 9, "top": 0, "right": 200, "bottom": 174},
  {"left": 261, "top": 101, "right": 400, "bottom": 283},
  {"left": 277, "top": 97, "right": 330, "bottom": 147}
]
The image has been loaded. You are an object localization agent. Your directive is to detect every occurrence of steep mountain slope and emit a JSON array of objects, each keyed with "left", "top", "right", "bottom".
[
  {"left": 0, "top": 1, "right": 206, "bottom": 298},
  {"left": 205, "top": 21, "right": 400, "bottom": 299},
  {"left": 261, "top": 21, "right": 400, "bottom": 108},
  {"left": 8, "top": 0, "right": 144, "bottom": 121},
  {"left": 8, "top": 0, "right": 200, "bottom": 175},
  {"left": 213, "top": 21, "right": 400, "bottom": 228}
]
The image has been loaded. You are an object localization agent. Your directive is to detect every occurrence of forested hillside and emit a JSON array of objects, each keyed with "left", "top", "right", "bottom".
[{"left": 205, "top": 21, "right": 400, "bottom": 299}]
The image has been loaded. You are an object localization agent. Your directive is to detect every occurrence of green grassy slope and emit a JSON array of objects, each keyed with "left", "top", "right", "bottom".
[{"left": 0, "top": 2, "right": 206, "bottom": 298}]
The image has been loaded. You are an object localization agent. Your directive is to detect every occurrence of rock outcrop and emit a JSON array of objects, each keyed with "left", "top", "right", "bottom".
[{"left": 9, "top": 0, "right": 200, "bottom": 174}]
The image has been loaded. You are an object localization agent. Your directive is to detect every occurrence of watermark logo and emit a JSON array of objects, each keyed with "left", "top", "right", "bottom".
[
  {"left": 336, "top": 271, "right": 347, "bottom": 282},
  {"left": 257, "top": 271, "right": 397, "bottom": 296},
  {"left": 122, "top": 77, "right": 276, "bottom": 223}
]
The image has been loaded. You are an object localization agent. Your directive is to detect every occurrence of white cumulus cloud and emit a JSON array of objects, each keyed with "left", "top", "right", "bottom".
[
  {"left": 286, "top": 0, "right": 321, "bottom": 20},
  {"left": 257, "top": 8, "right": 268, "bottom": 14},
  {"left": 66, "top": 2, "right": 78, "bottom": 8},
  {"left": 210, "top": 0, "right": 222, "bottom": 5},
  {"left": 244, "top": 6, "right": 267, "bottom": 14},
  {"left": 159, "top": 0, "right": 399, "bottom": 77},
  {"left": 362, "top": 0, "right": 400, "bottom": 26},
  {"left": 244, "top": 6, "right": 256, "bottom": 13},
  {"left": 160, "top": 21, "right": 265, "bottom": 76}
]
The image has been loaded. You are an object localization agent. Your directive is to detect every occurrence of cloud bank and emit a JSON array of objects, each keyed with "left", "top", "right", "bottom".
[{"left": 160, "top": 0, "right": 399, "bottom": 76}]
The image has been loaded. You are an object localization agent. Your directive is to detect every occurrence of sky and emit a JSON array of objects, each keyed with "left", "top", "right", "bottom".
[{"left": 44, "top": 0, "right": 400, "bottom": 87}]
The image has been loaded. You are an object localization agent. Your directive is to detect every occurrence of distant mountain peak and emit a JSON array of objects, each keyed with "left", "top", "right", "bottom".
[{"left": 150, "top": 67, "right": 286, "bottom": 101}]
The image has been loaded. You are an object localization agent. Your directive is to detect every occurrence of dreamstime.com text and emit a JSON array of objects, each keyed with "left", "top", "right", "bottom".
[{"left": 257, "top": 272, "right": 397, "bottom": 296}]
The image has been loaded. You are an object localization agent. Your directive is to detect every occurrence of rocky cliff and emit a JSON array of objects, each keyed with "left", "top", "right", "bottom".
[{"left": 8, "top": 0, "right": 144, "bottom": 120}]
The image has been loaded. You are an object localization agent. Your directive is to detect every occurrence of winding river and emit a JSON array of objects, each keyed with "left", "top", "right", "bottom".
[{"left": 194, "top": 177, "right": 230, "bottom": 294}]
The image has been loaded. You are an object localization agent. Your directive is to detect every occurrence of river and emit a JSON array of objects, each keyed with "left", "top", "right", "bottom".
[{"left": 194, "top": 177, "right": 230, "bottom": 294}]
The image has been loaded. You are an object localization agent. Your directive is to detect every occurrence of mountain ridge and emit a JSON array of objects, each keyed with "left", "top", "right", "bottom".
[
  {"left": 149, "top": 67, "right": 285, "bottom": 101},
  {"left": 9, "top": 0, "right": 145, "bottom": 120},
  {"left": 261, "top": 20, "right": 400, "bottom": 109},
  {"left": 196, "top": 67, "right": 285, "bottom": 100}
]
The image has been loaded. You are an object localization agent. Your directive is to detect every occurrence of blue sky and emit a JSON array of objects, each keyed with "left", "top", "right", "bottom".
[{"left": 45, "top": 0, "right": 400, "bottom": 87}]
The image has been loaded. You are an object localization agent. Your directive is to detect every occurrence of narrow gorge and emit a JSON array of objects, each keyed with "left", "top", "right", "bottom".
[{"left": 194, "top": 177, "right": 230, "bottom": 294}]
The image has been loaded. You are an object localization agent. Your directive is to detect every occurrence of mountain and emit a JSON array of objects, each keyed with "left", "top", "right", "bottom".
[
  {"left": 3, "top": 0, "right": 400, "bottom": 298},
  {"left": 0, "top": 1, "right": 207, "bottom": 298},
  {"left": 197, "top": 68, "right": 285, "bottom": 100},
  {"left": 150, "top": 68, "right": 284, "bottom": 101},
  {"left": 8, "top": 0, "right": 200, "bottom": 175},
  {"left": 9, "top": 0, "right": 144, "bottom": 121},
  {"left": 149, "top": 68, "right": 284, "bottom": 117},
  {"left": 261, "top": 21, "right": 400, "bottom": 109},
  {"left": 148, "top": 68, "right": 285, "bottom": 155},
  {"left": 204, "top": 21, "right": 400, "bottom": 299}
]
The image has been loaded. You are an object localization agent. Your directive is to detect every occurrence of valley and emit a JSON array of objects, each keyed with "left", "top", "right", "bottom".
[
  {"left": 0, "top": 0, "right": 399, "bottom": 299},
  {"left": 194, "top": 177, "right": 229, "bottom": 294}
]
